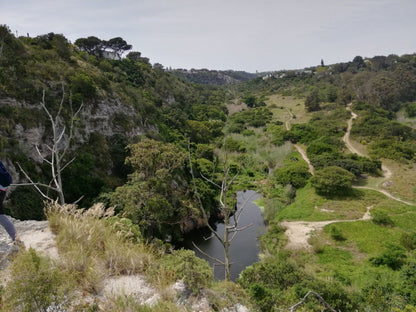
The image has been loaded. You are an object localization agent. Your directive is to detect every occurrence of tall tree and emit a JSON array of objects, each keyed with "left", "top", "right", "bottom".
[
  {"left": 74, "top": 36, "right": 103, "bottom": 56},
  {"left": 104, "top": 37, "right": 132, "bottom": 58},
  {"left": 110, "top": 138, "right": 193, "bottom": 239},
  {"left": 305, "top": 88, "right": 321, "bottom": 112}
]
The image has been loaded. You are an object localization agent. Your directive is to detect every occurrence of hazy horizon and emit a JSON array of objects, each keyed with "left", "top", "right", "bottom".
[{"left": 1, "top": 0, "right": 415, "bottom": 72}]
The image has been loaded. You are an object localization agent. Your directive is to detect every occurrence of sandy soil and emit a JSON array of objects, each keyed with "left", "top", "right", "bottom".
[
  {"left": 281, "top": 205, "right": 374, "bottom": 250},
  {"left": 16, "top": 220, "right": 59, "bottom": 259}
]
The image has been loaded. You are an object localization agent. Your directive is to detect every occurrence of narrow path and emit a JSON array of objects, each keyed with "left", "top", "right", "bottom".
[
  {"left": 281, "top": 104, "right": 414, "bottom": 251},
  {"left": 294, "top": 144, "right": 314, "bottom": 175},
  {"left": 354, "top": 186, "right": 414, "bottom": 206},
  {"left": 285, "top": 109, "right": 314, "bottom": 175},
  {"left": 343, "top": 105, "right": 359, "bottom": 155},
  {"left": 281, "top": 205, "right": 373, "bottom": 250},
  {"left": 343, "top": 105, "right": 412, "bottom": 204}
]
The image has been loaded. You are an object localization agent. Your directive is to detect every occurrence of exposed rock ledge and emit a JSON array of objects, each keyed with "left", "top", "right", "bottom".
[{"left": 0, "top": 216, "right": 249, "bottom": 312}]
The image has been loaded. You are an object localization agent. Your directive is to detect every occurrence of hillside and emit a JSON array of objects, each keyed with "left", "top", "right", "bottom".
[
  {"left": 171, "top": 68, "right": 260, "bottom": 85},
  {"left": 2, "top": 22, "right": 416, "bottom": 311},
  {"left": 227, "top": 54, "right": 416, "bottom": 311},
  {"left": 0, "top": 26, "right": 228, "bottom": 230}
]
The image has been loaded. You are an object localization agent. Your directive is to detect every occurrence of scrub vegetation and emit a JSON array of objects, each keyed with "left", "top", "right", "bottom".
[{"left": 1, "top": 23, "right": 416, "bottom": 310}]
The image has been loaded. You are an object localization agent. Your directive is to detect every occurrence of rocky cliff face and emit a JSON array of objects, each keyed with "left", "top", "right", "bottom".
[{"left": 0, "top": 95, "right": 149, "bottom": 183}]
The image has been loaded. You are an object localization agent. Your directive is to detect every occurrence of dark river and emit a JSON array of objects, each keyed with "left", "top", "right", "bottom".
[{"left": 183, "top": 190, "right": 265, "bottom": 281}]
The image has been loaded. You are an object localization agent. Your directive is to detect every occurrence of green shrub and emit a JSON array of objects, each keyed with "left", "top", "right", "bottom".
[
  {"left": 310, "top": 166, "right": 355, "bottom": 196},
  {"left": 157, "top": 249, "right": 213, "bottom": 295},
  {"left": 207, "top": 281, "right": 253, "bottom": 311},
  {"left": 329, "top": 225, "right": 347, "bottom": 241},
  {"left": 371, "top": 210, "right": 394, "bottom": 227},
  {"left": 306, "top": 141, "right": 335, "bottom": 156},
  {"left": 224, "top": 136, "right": 246, "bottom": 152},
  {"left": 405, "top": 102, "right": 416, "bottom": 118},
  {"left": 400, "top": 253, "right": 416, "bottom": 305},
  {"left": 370, "top": 243, "right": 406, "bottom": 270},
  {"left": 274, "top": 163, "right": 311, "bottom": 188},
  {"left": 3, "top": 248, "right": 74, "bottom": 312},
  {"left": 70, "top": 72, "right": 97, "bottom": 101},
  {"left": 401, "top": 232, "right": 416, "bottom": 250}
]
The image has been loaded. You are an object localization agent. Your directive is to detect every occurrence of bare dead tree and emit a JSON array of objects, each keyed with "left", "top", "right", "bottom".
[
  {"left": 283, "top": 291, "right": 337, "bottom": 312},
  {"left": 16, "top": 86, "right": 83, "bottom": 205},
  {"left": 188, "top": 141, "right": 254, "bottom": 281}
]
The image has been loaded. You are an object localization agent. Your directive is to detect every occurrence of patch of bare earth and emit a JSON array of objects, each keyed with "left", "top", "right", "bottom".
[{"left": 281, "top": 206, "right": 374, "bottom": 250}]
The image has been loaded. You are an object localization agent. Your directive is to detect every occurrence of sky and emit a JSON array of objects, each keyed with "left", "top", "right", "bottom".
[{"left": 1, "top": 0, "right": 415, "bottom": 72}]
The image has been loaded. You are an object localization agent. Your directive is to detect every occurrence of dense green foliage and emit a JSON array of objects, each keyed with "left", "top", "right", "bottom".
[
  {"left": 0, "top": 25, "right": 227, "bottom": 216},
  {"left": 3, "top": 248, "right": 74, "bottom": 311},
  {"left": 311, "top": 166, "right": 355, "bottom": 195},
  {"left": 110, "top": 138, "right": 197, "bottom": 240},
  {"left": 3, "top": 22, "right": 416, "bottom": 310}
]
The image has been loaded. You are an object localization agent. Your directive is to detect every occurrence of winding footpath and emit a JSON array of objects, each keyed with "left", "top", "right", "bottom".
[
  {"left": 285, "top": 110, "right": 314, "bottom": 175},
  {"left": 343, "top": 104, "right": 412, "bottom": 205},
  {"left": 282, "top": 104, "right": 414, "bottom": 250}
]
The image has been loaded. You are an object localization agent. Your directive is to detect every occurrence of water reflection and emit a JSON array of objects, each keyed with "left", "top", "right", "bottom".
[{"left": 185, "top": 190, "right": 265, "bottom": 281}]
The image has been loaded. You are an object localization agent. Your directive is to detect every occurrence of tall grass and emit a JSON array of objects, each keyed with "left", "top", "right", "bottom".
[
  {"left": 2, "top": 248, "right": 75, "bottom": 312},
  {"left": 45, "top": 202, "right": 154, "bottom": 292}
]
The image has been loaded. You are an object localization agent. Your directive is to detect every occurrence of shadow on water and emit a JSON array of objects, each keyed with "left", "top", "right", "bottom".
[{"left": 182, "top": 190, "right": 266, "bottom": 281}]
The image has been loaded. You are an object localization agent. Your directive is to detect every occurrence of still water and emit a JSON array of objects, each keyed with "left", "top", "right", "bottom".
[{"left": 184, "top": 190, "right": 265, "bottom": 281}]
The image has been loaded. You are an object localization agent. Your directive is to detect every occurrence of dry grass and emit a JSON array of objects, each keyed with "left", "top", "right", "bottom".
[
  {"left": 396, "top": 109, "right": 416, "bottom": 129},
  {"left": 226, "top": 99, "right": 247, "bottom": 115},
  {"left": 45, "top": 202, "right": 154, "bottom": 292},
  {"left": 265, "top": 94, "right": 311, "bottom": 125},
  {"left": 382, "top": 159, "right": 416, "bottom": 201}
]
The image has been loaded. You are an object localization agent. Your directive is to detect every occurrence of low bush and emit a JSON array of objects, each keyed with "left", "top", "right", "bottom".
[
  {"left": 371, "top": 210, "right": 394, "bottom": 227},
  {"left": 329, "top": 225, "right": 347, "bottom": 241},
  {"left": 3, "top": 248, "right": 74, "bottom": 312},
  {"left": 154, "top": 249, "right": 213, "bottom": 295},
  {"left": 310, "top": 166, "right": 355, "bottom": 196},
  {"left": 401, "top": 232, "right": 416, "bottom": 250},
  {"left": 370, "top": 243, "right": 407, "bottom": 270},
  {"left": 274, "top": 163, "right": 311, "bottom": 188},
  {"left": 45, "top": 202, "right": 153, "bottom": 291}
]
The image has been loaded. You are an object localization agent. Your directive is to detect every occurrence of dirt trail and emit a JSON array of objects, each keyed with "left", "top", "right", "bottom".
[
  {"left": 343, "top": 105, "right": 412, "bottom": 204},
  {"left": 281, "top": 104, "right": 414, "bottom": 250},
  {"left": 343, "top": 105, "right": 392, "bottom": 181},
  {"left": 281, "top": 206, "right": 373, "bottom": 250},
  {"left": 285, "top": 110, "right": 314, "bottom": 175},
  {"left": 343, "top": 105, "right": 360, "bottom": 155}
]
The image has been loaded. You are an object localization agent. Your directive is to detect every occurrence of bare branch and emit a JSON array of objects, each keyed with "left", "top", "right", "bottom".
[
  {"left": 229, "top": 223, "right": 253, "bottom": 242},
  {"left": 191, "top": 241, "right": 225, "bottom": 265},
  {"left": 61, "top": 95, "right": 83, "bottom": 161},
  {"left": 59, "top": 156, "right": 76, "bottom": 173},
  {"left": 200, "top": 172, "right": 222, "bottom": 189},
  {"left": 17, "top": 87, "right": 83, "bottom": 205},
  {"left": 56, "top": 126, "right": 66, "bottom": 145},
  {"left": 40, "top": 90, "right": 54, "bottom": 121},
  {"left": 289, "top": 291, "right": 337, "bottom": 312},
  {"left": 56, "top": 83, "right": 65, "bottom": 119},
  {"left": 187, "top": 140, "right": 224, "bottom": 244},
  {"left": 233, "top": 191, "right": 256, "bottom": 226},
  {"left": 35, "top": 145, "right": 52, "bottom": 165},
  {"left": 73, "top": 195, "right": 85, "bottom": 205},
  {"left": 203, "top": 233, "right": 215, "bottom": 241},
  {"left": 16, "top": 162, "right": 57, "bottom": 201}
]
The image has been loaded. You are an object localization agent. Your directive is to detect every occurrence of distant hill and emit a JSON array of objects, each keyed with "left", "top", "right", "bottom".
[{"left": 171, "top": 68, "right": 261, "bottom": 85}]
